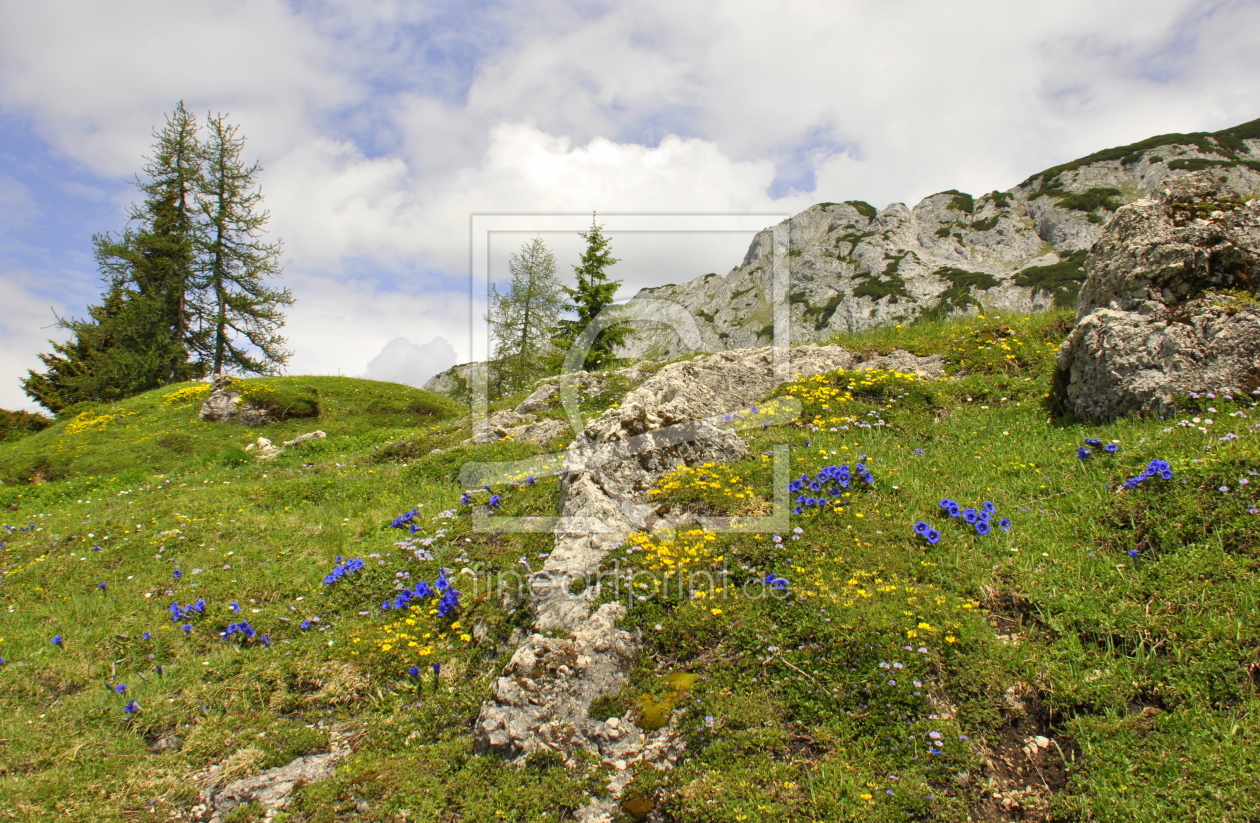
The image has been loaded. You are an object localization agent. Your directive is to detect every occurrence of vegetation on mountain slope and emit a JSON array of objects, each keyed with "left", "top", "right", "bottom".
[{"left": 1, "top": 315, "right": 1259, "bottom": 821}]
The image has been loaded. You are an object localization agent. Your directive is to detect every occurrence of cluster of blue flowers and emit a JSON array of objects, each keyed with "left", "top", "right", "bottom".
[
  {"left": 2, "top": 523, "right": 36, "bottom": 533},
  {"left": 390, "top": 508, "right": 422, "bottom": 533},
  {"left": 222, "top": 621, "right": 257, "bottom": 640},
  {"left": 923, "top": 499, "right": 1011, "bottom": 540},
  {"left": 1122, "top": 459, "right": 1174, "bottom": 489},
  {"left": 169, "top": 599, "right": 206, "bottom": 623},
  {"left": 1078, "top": 438, "right": 1120, "bottom": 460},
  {"left": 382, "top": 569, "right": 460, "bottom": 617},
  {"left": 460, "top": 485, "right": 505, "bottom": 509},
  {"left": 912, "top": 520, "right": 942, "bottom": 544},
  {"left": 322, "top": 556, "right": 366, "bottom": 585},
  {"left": 763, "top": 573, "right": 790, "bottom": 591},
  {"left": 788, "top": 461, "right": 875, "bottom": 515}
]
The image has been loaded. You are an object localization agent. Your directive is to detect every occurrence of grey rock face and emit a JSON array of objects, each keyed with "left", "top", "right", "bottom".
[
  {"left": 1056, "top": 172, "right": 1260, "bottom": 421},
  {"left": 421, "top": 361, "right": 485, "bottom": 402},
  {"left": 472, "top": 344, "right": 944, "bottom": 820},
  {"left": 198, "top": 375, "right": 270, "bottom": 426},
  {"left": 615, "top": 138, "right": 1260, "bottom": 364},
  {"left": 196, "top": 725, "right": 353, "bottom": 822}
]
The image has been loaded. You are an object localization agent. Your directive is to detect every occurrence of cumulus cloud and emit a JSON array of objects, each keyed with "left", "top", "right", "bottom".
[
  {"left": 3, "top": 0, "right": 1260, "bottom": 403},
  {"left": 364, "top": 336, "right": 458, "bottom": 388}
]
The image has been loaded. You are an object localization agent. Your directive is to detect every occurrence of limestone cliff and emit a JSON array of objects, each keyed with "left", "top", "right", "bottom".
[{"left": 617, "top": 118, "right": 1260, "bottom": 361}]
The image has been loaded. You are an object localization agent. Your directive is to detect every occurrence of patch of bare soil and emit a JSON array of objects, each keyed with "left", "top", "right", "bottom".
[{"left": 969, "top": 686, "right": 1078, "bottom": 823}]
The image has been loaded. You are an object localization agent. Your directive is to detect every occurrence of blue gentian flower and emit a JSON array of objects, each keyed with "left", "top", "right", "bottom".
[
  {"left": 172, "top": 570, "right": 182, "bottom": 579},
  {"left": 982, "top": 501, "right": 995, "bottom": 514},
  {"left": 143, "top": 632, "right": 152, "bottom": 640},
  {"left": 962, "top": 508, "right": 979, "bottom": 524},
  {"left": 230, "top": 602, "right": 241, "bottom": 612},
  {"left": 939, "top": 499, "right": 955, "bottom": 510},
  {"left": 526, "top": 475, "right": 536, "bottom": 485},
  {"left": 181, "top": 624, "right": 192, "bottom": 635},
  {"left": 793, "top": 506, "right": 803, "bottom": 514},
  {"left": 926, "top": 528, "right": 941, "bottom": 544},
  {"left": 1127, "top": 548, "right": 1139, "bottom": 558},
  {"left": 260, "top": 636, "right": 271, "bottom": 648},
  {"left": 913, "top": 521, "right": 930, "bottom": 536},
  {"left": 974, "top": 520, "right": 991, "bottom": 536},
  {"left": 1078, "top": 447, "right": 1090, "bottom": 460},
  {"left": 946, "top": 503, "right": 961, "bottom": 518},
  {"left": 998, "top": 518, "right": 1012, "bottom": 532},
  {"left": 51, "top": 635, "right": 63, "bottom": 647},
  {"left": 114, "top": 684, "right": 126, "bottom": 693},
  {"left": 488, "top": 494, "right": 502, "bottom": 509},
  {"left": 432, "top": 662, "right": 441, "bottom": 677},
  {"left": 300, "top": 620, "right": 312, "bottom": 630},
  {"left": 124, "top": 701, "right": 140, "bottom": 714},
  {"left": 97, "top": 582, "right": 106, "bottom": 591},
  {"left": 1084, "top": 438, "right": 1103, "bottom": 448},
  {"left": 1104, "top": 443, "right": 1120, "bottom": 454},
  {"left": 408, "top": 666, "right": 420, "bottom": 679}
]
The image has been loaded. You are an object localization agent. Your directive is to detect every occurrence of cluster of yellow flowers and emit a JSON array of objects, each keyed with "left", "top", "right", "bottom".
[
  {"left": 779, "top": 367, "right": 925, "bottom": 411},
  {"left": 160, "top": 384, "right": 210, "bottom": 408},
  {"left": 64, "top": 408, "right": 138, "bottom": 436},
  {"left": 648, "top": 462, "right": 762, "bottom": 513},
  {"left": 349, "top": 604, "right": 473, "bottom": 662},
  {"left": 625, "top": 528, "right": 724, "bottom": 575}
]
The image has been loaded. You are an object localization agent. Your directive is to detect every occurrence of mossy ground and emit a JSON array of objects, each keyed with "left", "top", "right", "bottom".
[{"left": 2, "top": 316, "right": 1259, "bottom": 821}]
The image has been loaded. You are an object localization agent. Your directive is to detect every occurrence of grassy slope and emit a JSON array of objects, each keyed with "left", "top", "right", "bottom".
[{"left": 0, "top": 323, "right": 1258, "bottom": 822}]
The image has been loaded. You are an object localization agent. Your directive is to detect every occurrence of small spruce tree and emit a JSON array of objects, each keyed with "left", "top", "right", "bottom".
[{"left": 552, "top": 215, "right": 631, "bottom": 371}]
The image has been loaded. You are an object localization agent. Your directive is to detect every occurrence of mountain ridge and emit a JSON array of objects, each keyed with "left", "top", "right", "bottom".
[{"left": 615, "top": 116, "right": 1260, "bottom": 361}]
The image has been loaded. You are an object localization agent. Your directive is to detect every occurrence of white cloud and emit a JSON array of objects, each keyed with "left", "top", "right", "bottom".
[
  {"left": 0, "top": 273, "right": 67, "bottom": 413},
  {"left": 363, "top": 336, "right": 458, "bottom": 388},
  {"left": 281, "top": 274, "right": 474, "bottom": 381},
  {"left": 3, "top": 0, "right": 1260, "bottom": 403}
]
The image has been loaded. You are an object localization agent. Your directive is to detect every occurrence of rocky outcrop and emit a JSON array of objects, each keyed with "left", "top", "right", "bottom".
[
  {"left": 243, "top": 430, "right": 326, "bottom": 461},
  {"left": 1055, "top": 172, "right": 1260, "bottom": 421},
  {"left": 614, "top": 121, "right": 1260, "bottom": 362},
  {"left": 194, "top": 725, "right": 353, "bottom": 822},
  {"left": 472, "top": 344, "right": 945, "bottom": 820},
  {"left": 198, "top": 375, "right": 270, "bottom": 426},
  {"left": 421, "top": 362, "right": 485, "bottom": 403}
]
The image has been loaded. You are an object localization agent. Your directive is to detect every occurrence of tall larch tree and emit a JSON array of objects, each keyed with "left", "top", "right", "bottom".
[
  {"left": 195, "top": 112, "right": 292, "bottom": 376},
  {"left": 486, "top": 236, "right": 565, "bottom": 397}
]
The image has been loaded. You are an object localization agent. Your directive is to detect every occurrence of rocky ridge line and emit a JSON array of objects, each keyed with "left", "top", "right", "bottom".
[{"left": 472, "top": 344, "right": 944, "bottom": 820}]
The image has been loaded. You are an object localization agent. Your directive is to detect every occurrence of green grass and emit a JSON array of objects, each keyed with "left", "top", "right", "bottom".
[{"left": 3, "top": 316, "right": 1260, "bottom": 821}]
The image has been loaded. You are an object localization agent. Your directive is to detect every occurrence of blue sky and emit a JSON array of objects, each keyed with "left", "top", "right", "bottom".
[{"left": 1, "top": 0, "right": 1258, "bottom": 411}]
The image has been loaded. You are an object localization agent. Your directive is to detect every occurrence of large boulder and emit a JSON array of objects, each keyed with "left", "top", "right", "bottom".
[
  {"left": 198, "top": 375, "right": 271, "bottom": 426},
  {"left": 1055, "top": 172, "right": 1260, "bottom": 421}
]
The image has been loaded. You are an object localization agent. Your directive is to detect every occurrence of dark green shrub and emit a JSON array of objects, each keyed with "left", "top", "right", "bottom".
[
  {"left": 0, "top": 409, "right": 51, "bottom": 442},
  {"left": 844, "top": 200, "right": 878, "bottom": 219},
  {"left": 943, "top": 190, "right": 975, "bottom": 214}
]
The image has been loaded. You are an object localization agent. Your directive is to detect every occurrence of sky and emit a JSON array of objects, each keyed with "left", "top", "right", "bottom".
[{"left": 2, "top": 0, "right": 1259, "bottom": 413}]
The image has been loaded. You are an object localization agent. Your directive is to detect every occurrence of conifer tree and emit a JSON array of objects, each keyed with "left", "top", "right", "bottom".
[
  {"left": 552, "top": 215, "right": 630, "bottom": 370},
  {"left": 486, "top": 236, "right": 564, "bottom": 397},
  {"left": 195, "top": 112, "right": 292, "bottom": 376},
  {"left": 22, "top": 104, "right": 292, "bottom": 412},
  {"left": 126, "top": 101, "right": 206, "bottom": 384}
]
